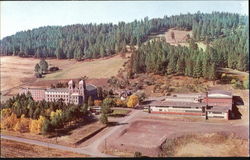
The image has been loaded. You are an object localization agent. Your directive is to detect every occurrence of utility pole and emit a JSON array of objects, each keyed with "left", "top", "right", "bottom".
[
  {"left": 205, "top": 91, "right": 208, "bottom": 120},
  {"left": 105, "top": 138, "right": 107, "bottom": 151}
]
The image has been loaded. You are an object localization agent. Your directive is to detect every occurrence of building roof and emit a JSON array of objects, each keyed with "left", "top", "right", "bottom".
[
  {"left": 150, "top": 100, "right": 206, "bottom": 107},
  {"left": 86, "top": 84, "right": 96, "bottom": 92},
  {"left": 209, "top": 105, "right": 231, "bottom": 112},
  {"left": 20, "top": 87, "right": 46, "bottom": 91},
  {"left": 46, "top": 88, "right": 69, "bottom": 93},
  {"left": 171, "top": 93, "right": 206, "bottom": 98},
  {"left": 68, "top": 80, "right": 73, "bottom": 84},
  {"left": 208, "top": 90, "right": 232, "bottom": 98}
]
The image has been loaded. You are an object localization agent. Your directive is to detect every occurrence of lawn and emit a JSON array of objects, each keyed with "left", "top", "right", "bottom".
[{"left": 108, "top": 109, "right": 131, "bottom": 117}]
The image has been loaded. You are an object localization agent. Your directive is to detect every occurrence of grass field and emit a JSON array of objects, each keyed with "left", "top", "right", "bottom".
[
  {"left": 44, "top": 54, "right": 129, "bottom": 80},
  {"left": 164, "top": 133, "right": 249, "bottom": 157},
  {"left": 0, "top": 54, "right": 129, "bottom": 97},
  {"left": 0, "top": 139, "right": 87, "bottom": 158}
]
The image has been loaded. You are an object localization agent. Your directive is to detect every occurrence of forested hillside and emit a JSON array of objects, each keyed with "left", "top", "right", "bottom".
[
  {"left": 0, "top": 12, "right": 247, "bottom": 61},
  {"left": 130, "top": 22, "right": 248, "bottom": 80}
]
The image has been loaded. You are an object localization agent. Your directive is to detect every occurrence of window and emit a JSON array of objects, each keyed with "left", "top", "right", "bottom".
[{"left": 159, "top": 109, "right": 162, "bottom": 111}]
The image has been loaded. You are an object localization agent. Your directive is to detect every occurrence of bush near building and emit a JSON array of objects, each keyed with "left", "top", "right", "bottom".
[{"left": 94, "top": 100, "right": 102, "bottom": 106}]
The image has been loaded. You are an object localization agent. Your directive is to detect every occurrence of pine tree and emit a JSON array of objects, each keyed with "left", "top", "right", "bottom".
[
  {"left": 193, "top": 58, "right": 203, "bottom": 78},
  {"left": 34, "top": 63, "right": 41, "bottom": 73},
  {"left": 208, "top": 63, "right": 217, "bottom": 80},
  {"left": 176, "top": 57, "right": 185, "bottom": 75}
]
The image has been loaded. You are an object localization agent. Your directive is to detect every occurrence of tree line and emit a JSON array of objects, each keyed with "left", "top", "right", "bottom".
[{"left": 0, "top": 12, "right": 247, "bottom": 60}]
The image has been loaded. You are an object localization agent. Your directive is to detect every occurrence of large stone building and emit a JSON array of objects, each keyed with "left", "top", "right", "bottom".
[
  {"left": 20, "top": 80, "right": 97, "bottom": 105},
  {"left": 148, "top": 90, "right": 233, "bottom": 120}
]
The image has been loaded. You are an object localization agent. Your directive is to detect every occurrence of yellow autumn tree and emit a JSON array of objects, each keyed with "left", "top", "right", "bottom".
[
  {"left": 14, "top": 120, "right": 21, "bottom": 132},
  {"left": 30, "top": 116, "right": 46, "bottom": 134},
  {"left": 0, "top": 108, "right": 12, "bottom": 129},
  {"left": 127, "top": 95, "right": 139, "bottom": 108},
  {"left": 50, "top": 109, "right": 63, "bottom": 119},
  {"left": 1, "top": 108, "right": 12, "bottom": 119},
  {"left": 14, "top": 115, "right": 30, "bottom": 133},
  {"left": 30, "top": 119, "right": 40, "bottom": 134},
  {"left": 1, "top": 113, "right": 18, "bottom": 130}
]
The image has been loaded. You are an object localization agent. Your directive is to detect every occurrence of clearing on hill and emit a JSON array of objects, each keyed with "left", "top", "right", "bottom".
[{"left": 148, "top": 28, "right": 207, "bottom": 51}]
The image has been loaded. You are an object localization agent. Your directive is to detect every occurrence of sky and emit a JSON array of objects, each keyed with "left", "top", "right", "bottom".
[{"left": 0, "top": 1, "right": 248, "bottom": 39}]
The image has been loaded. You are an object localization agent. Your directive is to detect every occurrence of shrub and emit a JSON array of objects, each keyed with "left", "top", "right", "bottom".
[
  {"left": 232, "top": 80, "right": 244, "bottom": 89},
  {"left": 114, "top": 99, "right": 127, "bottom": 107},
  {"left": 100, "top": 113, "right": 108, "bottom": 124},
  {"left": 231, "top": 79, "right": 237, "bottom": 84},
  {"left": 94, "top": 100, "right": 102, "bottom": 106},
  {"left": 243, "top": 79, "right": 249, "bottom": 89},
  {"left": 34, "top": 72, "right": 42, "bottom": 78},
  {"left": 134, "top": 152, "right": 142, "bottom": 157},
  {"left": 49, "top": 66, "right": 59, "bottom": 72}
]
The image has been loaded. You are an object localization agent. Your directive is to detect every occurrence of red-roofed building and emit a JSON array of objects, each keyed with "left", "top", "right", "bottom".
[{"left": 148, "top": 90, "right": 233, "bottom": 120}]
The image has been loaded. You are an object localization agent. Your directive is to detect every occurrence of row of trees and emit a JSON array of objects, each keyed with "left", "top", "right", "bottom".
[{"left": 1, "top": 12, "right": 247, "bottom": 60}]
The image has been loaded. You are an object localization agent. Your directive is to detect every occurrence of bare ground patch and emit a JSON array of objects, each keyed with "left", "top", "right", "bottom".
[
  {"left": 164, "top": 29, "right": 191, "bottom": 45},
  {"left": 0, "top": 139, "right": 88, "bottom": 158},
  {"left": 104, "top": 119, "right": 248, "bottom": 157}
]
